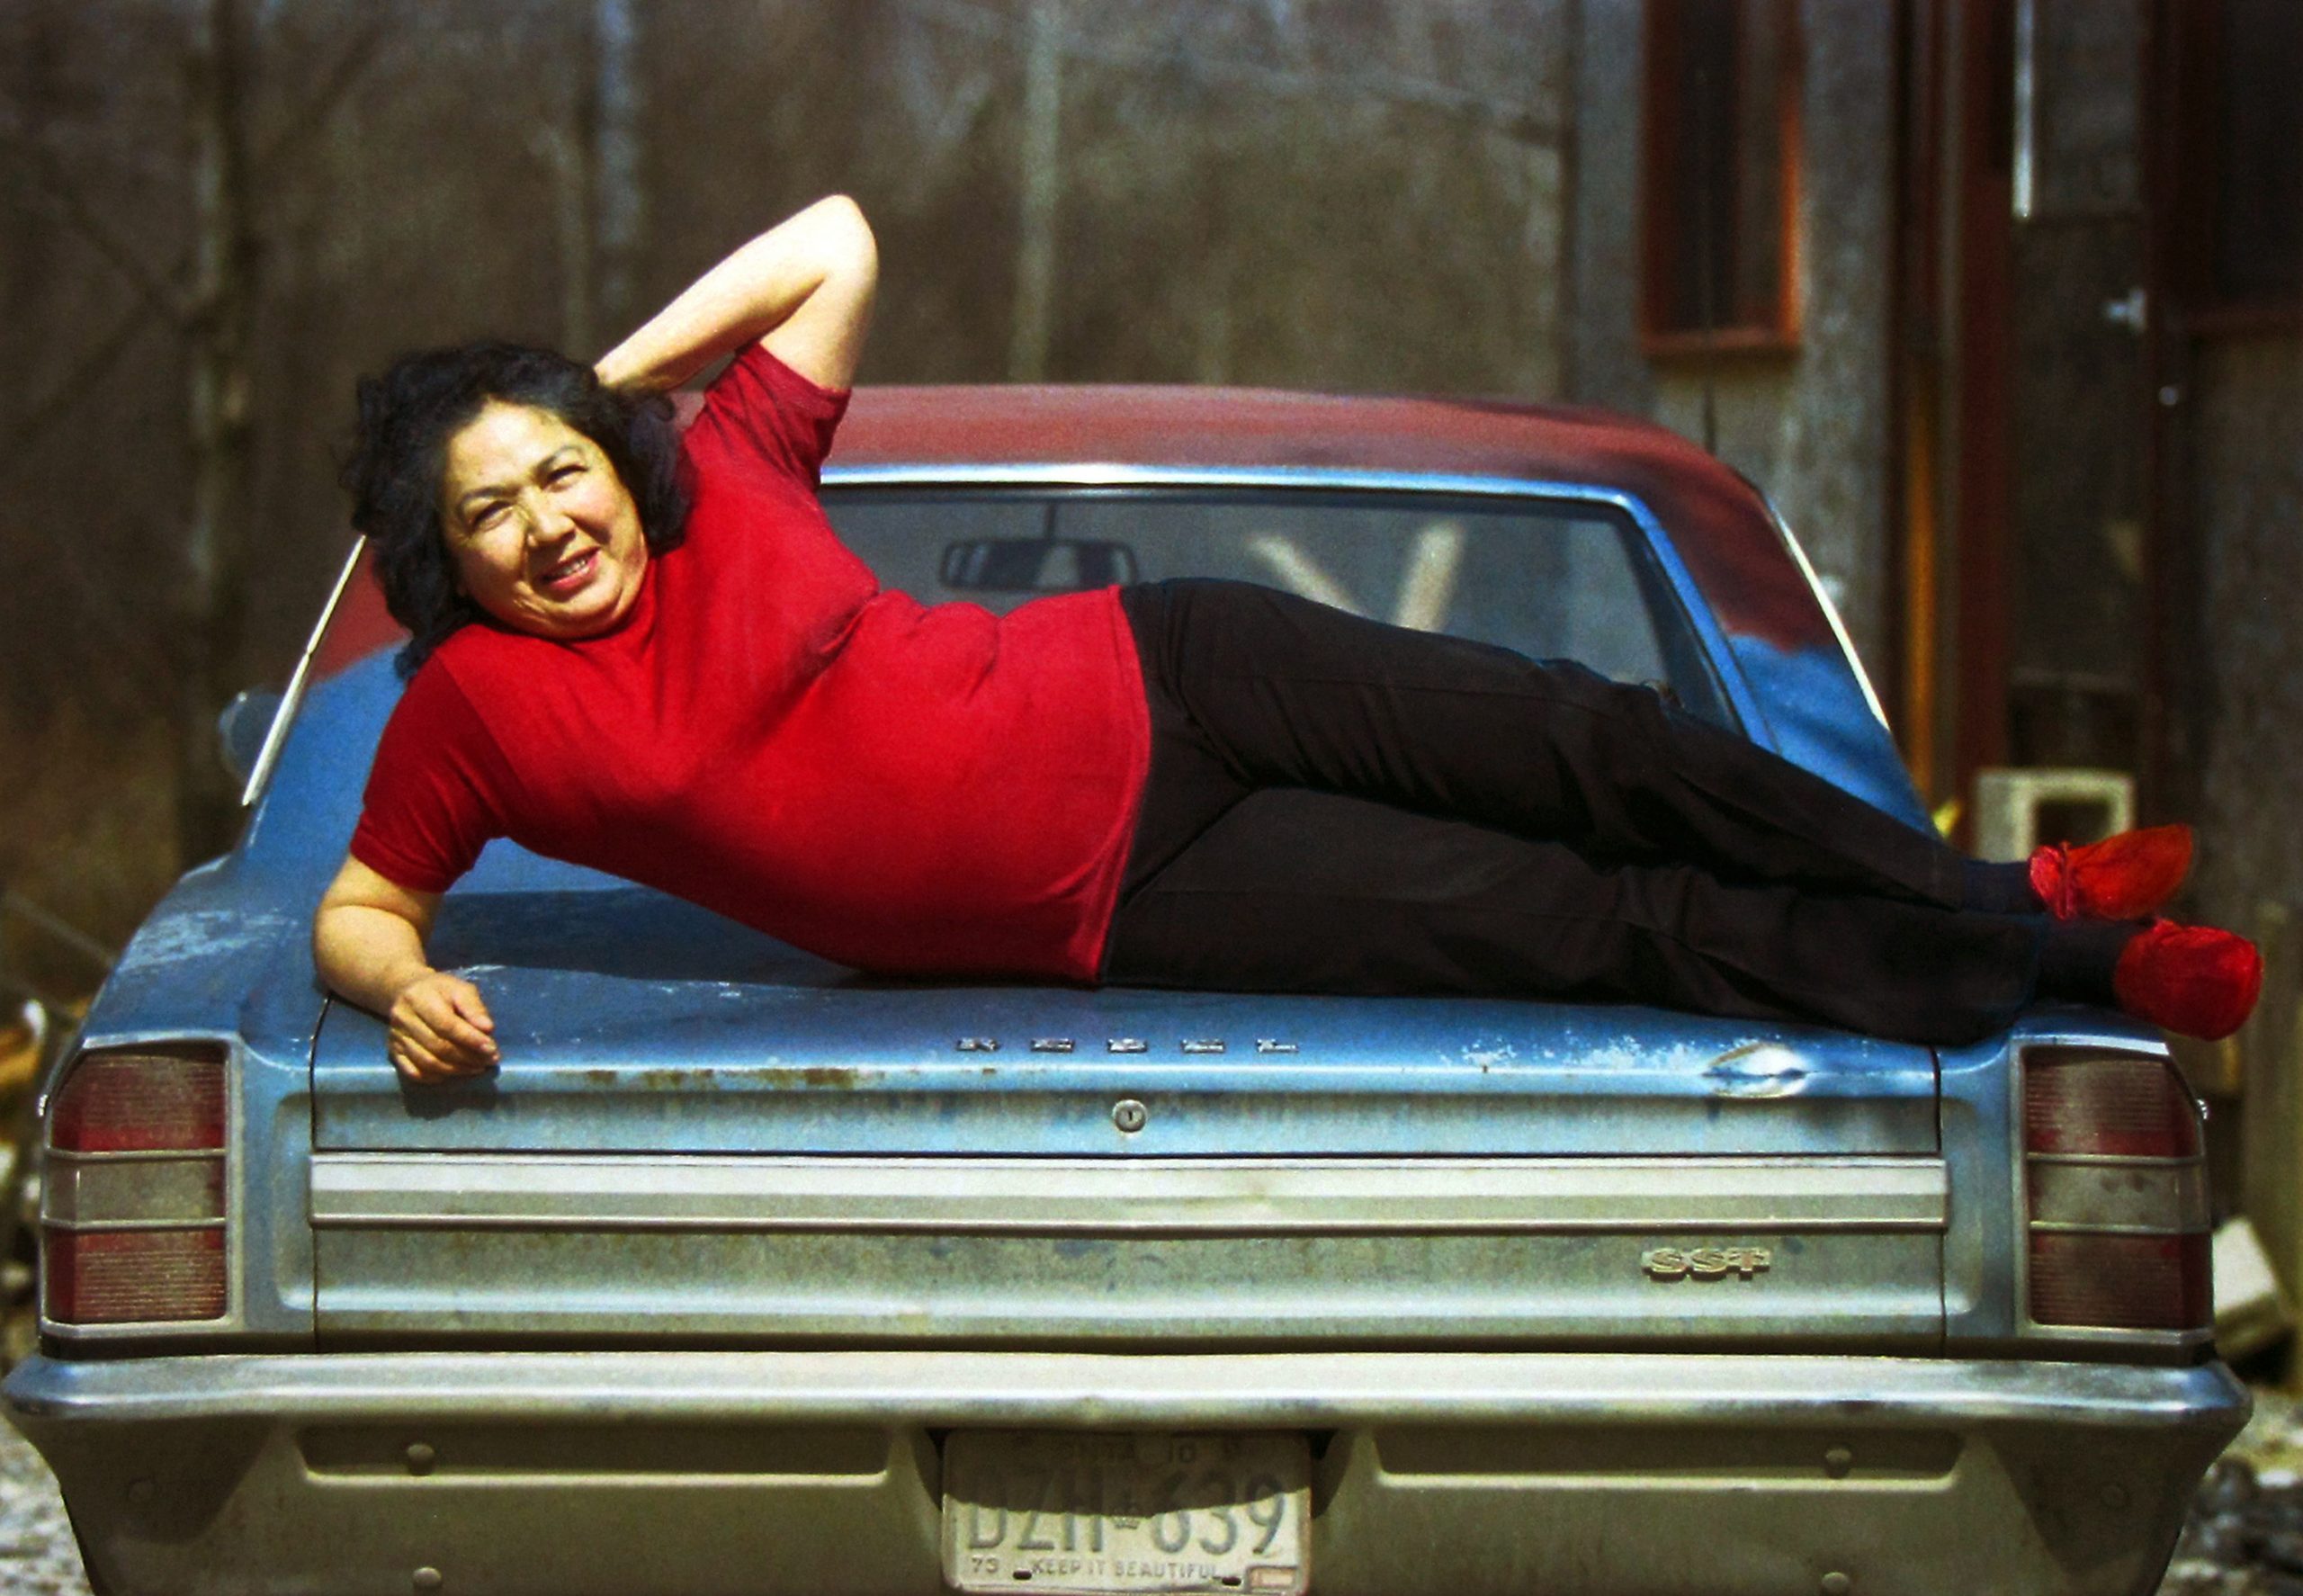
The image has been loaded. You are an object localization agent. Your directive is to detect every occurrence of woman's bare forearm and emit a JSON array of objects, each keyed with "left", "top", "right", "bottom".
[
  {"left": 313, "top": 863, "right": 497, "bottom": 1080},
  {"left": 313, "top": 901, "right": 435, "bottom": 1018},
  {"left": 594, "top": 194, "right": 877, "bottom": 392}
]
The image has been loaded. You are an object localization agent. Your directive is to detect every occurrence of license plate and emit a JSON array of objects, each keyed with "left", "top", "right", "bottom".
[{"left": 941, "top": 1430, "right": 1311, "bottom": 1596}]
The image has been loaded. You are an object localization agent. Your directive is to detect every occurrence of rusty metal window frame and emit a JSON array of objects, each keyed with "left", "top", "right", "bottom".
[{"left": 1637, "top": 0, "right": 1806, "bottom": 357}]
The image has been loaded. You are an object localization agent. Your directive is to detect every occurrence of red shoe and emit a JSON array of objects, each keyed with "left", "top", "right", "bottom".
[
  {"left": 2112, "top": 920, "right": 2263, "bottom": 1041},
  {"left": 2030, "top": 823, "right": 2194, "bottom": 921}
]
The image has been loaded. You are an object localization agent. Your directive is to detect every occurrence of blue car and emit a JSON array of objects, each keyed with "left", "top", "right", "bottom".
[{"left": 5, "top": 384, "right": 2244, "bottom": 1596}]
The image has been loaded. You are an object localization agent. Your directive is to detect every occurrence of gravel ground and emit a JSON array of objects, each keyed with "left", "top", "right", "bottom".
[
  {"left": 2162, "top": 1387, "right": 2303, "bottom": 1596},
  {"left": 0, "top": 1421, "right": 90, "bottom": 1596},
  {"left": 0, "top": 1383, "right": 2295, "bottom": 1596}
]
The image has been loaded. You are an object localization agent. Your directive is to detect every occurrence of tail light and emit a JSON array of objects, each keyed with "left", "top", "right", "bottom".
[
  {"left": 41, "top": 1047, "right": 229, "bottom": 1325},
  {"left": 2021, "top": 1047, "right": 2209, "bottom": 1333}
]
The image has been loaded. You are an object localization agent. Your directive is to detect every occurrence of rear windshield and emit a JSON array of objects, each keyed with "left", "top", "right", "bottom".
[{"left": 823, "top": 488, "right": 1733, "bottom": 726}]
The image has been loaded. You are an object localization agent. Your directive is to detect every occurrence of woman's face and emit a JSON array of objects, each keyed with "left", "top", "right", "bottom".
[{"left": 437, "top": 400, "right": 649, "bottom": 640}]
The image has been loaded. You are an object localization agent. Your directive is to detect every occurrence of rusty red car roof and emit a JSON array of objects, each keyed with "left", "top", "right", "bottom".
[
  {"left": 319, "top": 383, "right": 1832, "bottom": 677},
  {"left": 828, "top": 386, "right": 1827, "bottom": 651},
  {"left": 837, "top": 383, "right": 1716, "bottom": 484}
]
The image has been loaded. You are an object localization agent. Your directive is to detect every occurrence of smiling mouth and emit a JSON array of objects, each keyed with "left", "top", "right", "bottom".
[{"left": 535, "top": 550, "right": 597, "bottom": 594}]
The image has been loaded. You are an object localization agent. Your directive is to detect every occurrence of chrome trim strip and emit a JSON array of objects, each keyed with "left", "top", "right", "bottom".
[
  {"left": 36, "top": 1218, "right": 226, "bottom": 1235},
  {"left": 43, "top": 1148, "right": 224, "bottom": 1165},
  {"left": 824, "top": 463, "right": 1659, "bottom": 495},
  {"left": 1754, "top": 491, "right": 1890, "bottom": 730},
  {"left": 4, "top": 1349, "right": 2247, "bottom": 1431},
  {"left": 2020, "top": 1322, "right": 2215, "bottom": 1351},
  {"left": 818, "top": 465, "right": 1774, "bottom": 740},
  {"left": 2019, "top": 1028, "right": 2172, "bottom": 1062},
  {"left": 243, "top": 534, "right": 368, "bottom": 807},
  {"left": 2026, "top": 1152, "right": 2208, "bottom": 1168},
  {"left": 309, "top": 1154, "right": 1947, "bottom": 1234},
  {"left": 2013, "top": 0, "right": 2039, "bottom": 221}
]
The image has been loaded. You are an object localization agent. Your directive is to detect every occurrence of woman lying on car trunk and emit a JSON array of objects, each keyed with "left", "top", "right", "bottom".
[{"left": 312, "top": 195, "right": 2261, "bottom": 1084}]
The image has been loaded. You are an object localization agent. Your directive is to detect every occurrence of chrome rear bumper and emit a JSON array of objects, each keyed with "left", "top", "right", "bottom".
[{"left": 6, "top": 1349, "right": 2245, "bottom": 1596}]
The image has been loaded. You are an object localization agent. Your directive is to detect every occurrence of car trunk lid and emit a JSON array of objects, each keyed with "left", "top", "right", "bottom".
[
  {"left": 311, "top": 889, "right": 1936, "bottom": 1157},
  {"left": 307, "top": 885, "right": 1947, "bottom": 1347}
]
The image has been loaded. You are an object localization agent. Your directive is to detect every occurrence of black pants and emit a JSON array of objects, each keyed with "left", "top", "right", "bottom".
[{"left": 1099, "top": 578, "right": 2045, "bottom": 1045}]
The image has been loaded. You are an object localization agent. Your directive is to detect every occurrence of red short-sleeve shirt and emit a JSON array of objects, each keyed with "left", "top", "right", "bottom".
[{"left": 350, "top": 345, "right": 1152, "bottom": 981}]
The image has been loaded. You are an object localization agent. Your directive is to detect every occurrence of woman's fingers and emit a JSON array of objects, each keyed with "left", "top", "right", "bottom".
[
  {"left": 397, "top": 1007, "right": 489, "bottom": 1071},
  {"left": 444, "top": 980, "right": 497, "bottom": 1039},
  {"left": 389, "top": 1031, "right": 461, "bottom": 1084},
  {"left": 414, "top": 978, "right": 498, "bottom": 1058},
  {"left": 390, "top": 973, "right": 500, "bottom": 1080},
  {"left": 394, "top": 1018, "right": 487, "bottom": 1079},
  {"left": 398, "top": 997, "right": 486, "bottom": 1060}
]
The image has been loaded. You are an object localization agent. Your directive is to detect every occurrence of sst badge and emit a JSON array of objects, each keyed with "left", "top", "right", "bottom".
[
  {"left": 942, "top": 1431, "right": 1311, "bottom": 1596},
  {"left": 1643, "top": 1245, "right": 1773, "bottom": 1279}
]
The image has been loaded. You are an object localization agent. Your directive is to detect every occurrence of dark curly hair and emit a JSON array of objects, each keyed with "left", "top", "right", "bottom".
[{"left": 341, "top": 341, "right": 690, "bottom": 676}]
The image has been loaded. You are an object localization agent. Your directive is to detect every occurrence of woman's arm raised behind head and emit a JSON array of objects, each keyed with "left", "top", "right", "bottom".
[{"left": 593, "top": 194, "right": 878, "bottom": 395}]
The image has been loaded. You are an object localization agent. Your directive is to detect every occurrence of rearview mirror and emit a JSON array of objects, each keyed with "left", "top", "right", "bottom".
[
  {"left": 217, "top": 687, "right": 282, "bottom": 787},
  {"left": 940, "top": 537, "right": 1140, "bottom": 593}
]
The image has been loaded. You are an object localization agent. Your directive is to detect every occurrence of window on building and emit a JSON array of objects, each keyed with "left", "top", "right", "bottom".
[
  {"left": 1639, "top": 0, "right": 1804, "bottom": 353},
  {"left": 2167, "top": 0, "right": 2303, "bottom": 322}
]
